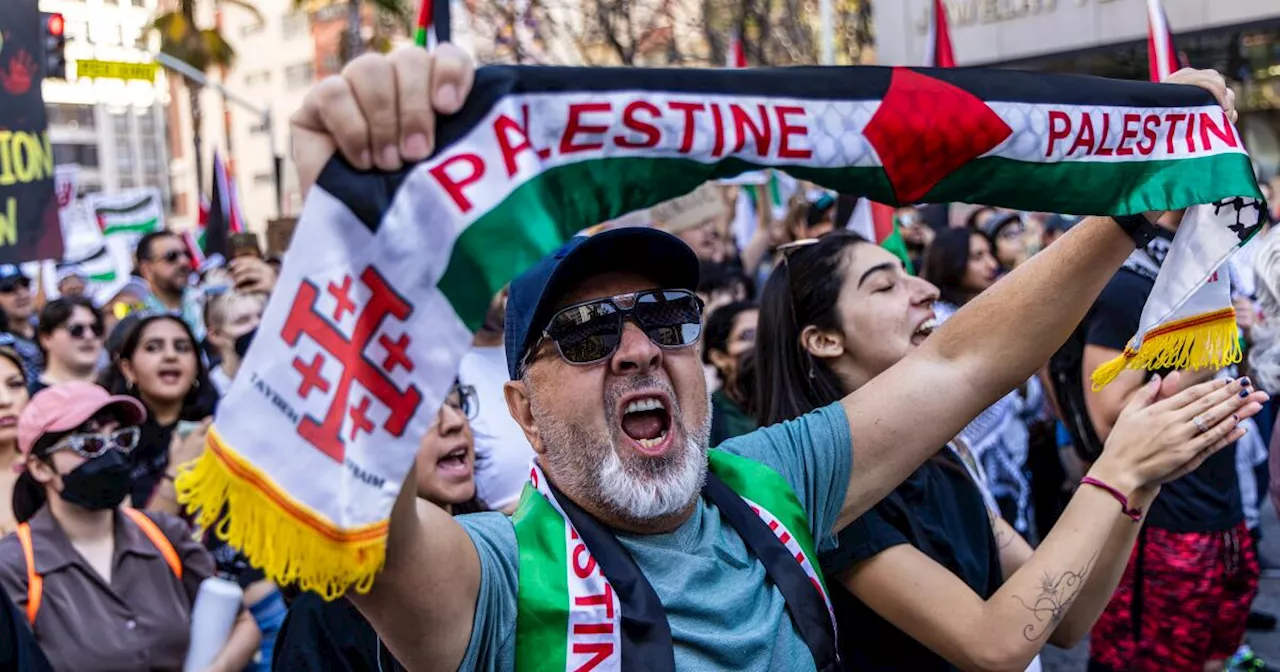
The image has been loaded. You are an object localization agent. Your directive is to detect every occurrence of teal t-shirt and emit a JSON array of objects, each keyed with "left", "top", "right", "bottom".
[{"left": 456, "top": 401, "right": 853, "bottom": 671}]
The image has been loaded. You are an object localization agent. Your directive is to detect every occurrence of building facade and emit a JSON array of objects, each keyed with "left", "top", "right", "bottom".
[
  {"left": 874, "top": 0, "right": 1280, "bottom": 178},
  {"left": 41, "top": 0, "right": 172, "bottom": 203}
]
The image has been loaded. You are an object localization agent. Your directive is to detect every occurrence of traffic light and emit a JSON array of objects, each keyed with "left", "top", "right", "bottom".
[{"left": 41, "top": 12, "right": 66, "bottom": 80}]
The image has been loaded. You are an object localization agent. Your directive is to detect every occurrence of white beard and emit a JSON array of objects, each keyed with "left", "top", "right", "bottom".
[{"left": 597, "top": 429, "right": 708, "bottom": 521}]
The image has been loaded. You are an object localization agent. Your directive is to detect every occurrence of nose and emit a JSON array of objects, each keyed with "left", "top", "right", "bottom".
[
  {"left": 437, "top": 402, "right": 466, "bottom": 435},
  {"left": 610, "top": 320, "right": 661, "bottom": 376},
  {"left": 910, "top": 276, "right": 941, "bottom": 305}
]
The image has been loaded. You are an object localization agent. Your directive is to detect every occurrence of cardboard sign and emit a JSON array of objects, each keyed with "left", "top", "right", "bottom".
[
  {"left": 0, "top": 0, "right": 63, "bottom": 263},
  {"left": 266, "top": 217, "right": 298, "bottom": 256},
  {"left": 648, "top": 183, "right": 728, "bottom": 234}
]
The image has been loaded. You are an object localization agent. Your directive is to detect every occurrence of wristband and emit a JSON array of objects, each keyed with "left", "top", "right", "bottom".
[
  {"left": 1113, "top": 214, "right": 1160, "bottom": 248},
  {"left": 1080, "top": 476, "right": 1143, "bottom": 521}
]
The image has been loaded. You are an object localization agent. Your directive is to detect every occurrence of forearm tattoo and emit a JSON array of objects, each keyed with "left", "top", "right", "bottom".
[{"left": 1011, "top": 552, "right": 1098, "bottom": 641}]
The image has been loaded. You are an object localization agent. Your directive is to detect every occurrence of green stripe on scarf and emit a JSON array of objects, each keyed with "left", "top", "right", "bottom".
[{"left": 512, "top": 488, "right": 570, "bottom": 670}]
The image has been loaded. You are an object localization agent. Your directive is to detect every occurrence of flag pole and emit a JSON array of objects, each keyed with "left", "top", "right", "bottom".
[{"left": 819, "top": 0, "right": 834, "bottom": 64}]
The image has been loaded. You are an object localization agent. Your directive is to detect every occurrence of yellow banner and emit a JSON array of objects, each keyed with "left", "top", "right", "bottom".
[{"left": 75, "top": 60, "right": 158, "bottom": 82}]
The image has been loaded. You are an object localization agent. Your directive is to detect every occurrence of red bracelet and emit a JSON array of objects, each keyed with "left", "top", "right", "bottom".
[{"left": 1080, "top": 477, "right": 1144, "bottom": 521}]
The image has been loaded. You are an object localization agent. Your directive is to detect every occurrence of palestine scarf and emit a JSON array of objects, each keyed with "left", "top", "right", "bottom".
[{"left": 175, "top": 65, "right": 1266, "bottom": 598}]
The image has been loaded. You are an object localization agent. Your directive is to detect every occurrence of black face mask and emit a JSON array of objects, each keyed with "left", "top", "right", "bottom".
[{"left": 58, "top": 450, "right": 132, "bottom": 511}]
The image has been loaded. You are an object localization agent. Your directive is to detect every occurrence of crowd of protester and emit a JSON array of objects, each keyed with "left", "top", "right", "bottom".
[{"left": 0, "top": 47, "right": 1277, "bottom": 672}]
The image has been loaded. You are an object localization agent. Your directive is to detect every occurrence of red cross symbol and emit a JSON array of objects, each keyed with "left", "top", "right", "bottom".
[
  {"left": 292, "top": 353, "right": 331, "bottom": 398},
  {"left": 280, "top": 266, "right": 424, "bottom": 464},
  {"left": 348, "top": 396, "right": 375, "bottom": 440},
  {"left": 328, "top": 276, "right": 358, "bottom": 322},
  {"left": 378, "top": 333, "right": 414, "bottom": 373}
]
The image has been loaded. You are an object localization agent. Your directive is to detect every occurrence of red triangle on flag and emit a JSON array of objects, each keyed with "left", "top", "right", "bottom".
[{"left": 864, "top": 68, "right": 1011, "bottom": 204}]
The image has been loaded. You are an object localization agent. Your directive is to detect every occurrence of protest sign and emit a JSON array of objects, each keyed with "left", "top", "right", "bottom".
[{"left": 0, "top": 0, "right": 63, "bottom": 263}]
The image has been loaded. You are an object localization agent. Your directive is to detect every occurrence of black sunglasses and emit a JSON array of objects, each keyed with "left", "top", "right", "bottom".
[
  {"left": 63, "top": 322, "right": 104, "bottom": 339},
  {"left": 0, "top": 277, "right": 30, "bottom": 294},
  {"left": 149, "top": 249, "right": 190, "bottom": 264},
  {"left": 528, "top": 289, "right": 703, "bottom": 370}
]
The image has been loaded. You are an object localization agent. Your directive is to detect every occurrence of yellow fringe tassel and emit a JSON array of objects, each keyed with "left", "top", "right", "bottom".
[
  {"left": 1091, "top": 308, "right": 1242, "bottom": 391},
  {"left": 175, "top": 429, "right": 388, "bottom": 601}
]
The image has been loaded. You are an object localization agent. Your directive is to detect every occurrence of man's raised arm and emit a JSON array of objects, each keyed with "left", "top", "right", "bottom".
[{"left": 835, "top": 68, "right": 1235, "bottom": 532}]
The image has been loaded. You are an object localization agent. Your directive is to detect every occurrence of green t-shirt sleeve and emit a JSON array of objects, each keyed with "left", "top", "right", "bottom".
[
  {"left": 456, "top": 512, "right": 519, "bottom": 671},
  {"left": 717, "top": 401, "right": 853, "bottom": 547}
]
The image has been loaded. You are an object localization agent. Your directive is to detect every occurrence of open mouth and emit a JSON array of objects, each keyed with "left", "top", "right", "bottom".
[
  {"left": 157, "top": 369, "right": 183, "bottom": 385},
  {"left": 911, "top": 317, "right": 937, "bottom": 344},
  {"left": 619, "top": 394, "right": 673, "bottom": 456},
  {"left": 436, "top": 445, "right": 472, "bottom": 477}
]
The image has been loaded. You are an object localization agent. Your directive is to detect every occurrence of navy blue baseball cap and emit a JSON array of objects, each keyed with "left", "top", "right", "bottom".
[{"left": 504, "top": 227, "right": 700, "bottom": 380}]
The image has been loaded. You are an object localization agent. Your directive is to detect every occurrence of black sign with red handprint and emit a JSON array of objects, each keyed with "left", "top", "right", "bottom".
[{"left": 0, "top": 0, "right": 62, "bottom": 264}]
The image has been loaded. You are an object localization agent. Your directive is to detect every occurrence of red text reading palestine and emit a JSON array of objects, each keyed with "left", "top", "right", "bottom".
[
  {"left": 569, "top": 527, "right": 618, "bottom": 672},
  {"left": 428, "top": 99, "right": 815, "bottom": 215},
  {"left": 1046, "top": 110, "right": 1238, "bottom": 158}
]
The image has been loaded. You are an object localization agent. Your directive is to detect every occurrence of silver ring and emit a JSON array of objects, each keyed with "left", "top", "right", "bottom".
[{"left": 1193, "top": 415, "right": 1209, "bottom": 434}]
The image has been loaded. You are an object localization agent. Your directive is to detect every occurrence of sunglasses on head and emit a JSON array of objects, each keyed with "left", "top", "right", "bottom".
[
  {"left": 45, "top": 426, "right": 141, "bottom": 460},
  {"left": 63, "top": 322, "right": 104, "bottom": 339},
  {"left": 0, "top": 277, "right": 30, "bottom": 294},
  {"left": 526, "top": 289, "right": 703, "bottom": 372},
  {"left": 111, "top": 302, "right": 147, "bottom": 321}
]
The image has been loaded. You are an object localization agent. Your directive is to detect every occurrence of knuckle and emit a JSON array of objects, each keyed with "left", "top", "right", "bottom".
[{"left": 312, "top": 76, "right": 353, "bottom": 111}]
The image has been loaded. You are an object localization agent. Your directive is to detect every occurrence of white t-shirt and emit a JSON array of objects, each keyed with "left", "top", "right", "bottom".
[{"left": 458, "top": 345, "right": 536, "bottom": 511}]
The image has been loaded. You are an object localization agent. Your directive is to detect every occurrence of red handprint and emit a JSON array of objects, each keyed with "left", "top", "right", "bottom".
[{"left": 0, "top": 50, "right": 38, "bottom": 96}]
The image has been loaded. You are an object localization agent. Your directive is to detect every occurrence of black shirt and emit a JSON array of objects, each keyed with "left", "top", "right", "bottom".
[
  {"left": 821, "top": 451, "right": 1001, "bottom": 671},
  {"left": 1085, "top": 268, "right": 1242, "bottom": 533},
  {"left": 129, "top": 415, "right": 176, "bottom": 508},
  {"left": 0, "top": 583, "right": 53, "bottom": 671},
  {"left": 272, "top": 592, "right": 404, "bottom": 671}
]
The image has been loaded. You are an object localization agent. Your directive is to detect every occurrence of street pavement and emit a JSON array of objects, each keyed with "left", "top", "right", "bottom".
[{"left": 1042, "top": 498, "right": 1280, "bottom": 670}]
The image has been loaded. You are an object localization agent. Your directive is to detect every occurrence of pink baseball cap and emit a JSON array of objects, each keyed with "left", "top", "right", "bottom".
[{"left": 18, "top": 381, "right": 147, "bottom": 458}]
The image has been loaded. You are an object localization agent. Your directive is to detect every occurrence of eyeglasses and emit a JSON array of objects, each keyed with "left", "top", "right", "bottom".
[
  {"left": 152, "top": 250, "right": 190, "bottom": 265},
  {"left": 46, "top": 427, "right": 141, "bottom": 459},
  {"left": 0, "top": 278, "right": 31, "bottom": 294},
  {"left": 528, "top": 289, "right": 703, "bottom": 371},
  {"left": 443, "top": 383, "right": 479, "bottom": 420},
  {"left": 63, "top": 322, "right": 104, "bottom": 340}
]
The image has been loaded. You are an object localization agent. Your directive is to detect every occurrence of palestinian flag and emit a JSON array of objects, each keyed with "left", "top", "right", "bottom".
[
  {"left": 178, "top": 65, "right": 1265, "bottom": 598},
  {"left": 1147, "top": 0, "right": 1180, "bottom": 83},
  {"left": 924, "top": 0, "right": 955, "bottom": 68},
  {"left": 94, "top": 194, "right": 161, "bottom": 238},
  {"left": 848, "top": 198, "right": 912, "bottom": 271},
  {"left": 414, "top": 0, "right": 450, "bottom": 49}
]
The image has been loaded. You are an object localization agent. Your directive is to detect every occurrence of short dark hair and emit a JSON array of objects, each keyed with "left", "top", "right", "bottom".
[
  {"left": 702, "top": 300, "right": 756, "bottom": 367},
  {"left": 921, "top": 228, "right": 988, "bottom": 308},
  {"left": 135, "top": 230, "right": 179, "bottom": 264},
  {"left": 697, "top": 259, "right": 753, "bottom": 301},
  {"left": 37, "top": 296, "right": 103, "bottom": 339},
  {"left": 754, "top": 230, "right": 867, "bottom": 427}
]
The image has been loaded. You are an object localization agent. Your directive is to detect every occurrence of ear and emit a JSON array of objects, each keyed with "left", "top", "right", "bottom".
[
  {"left": 707, "top": 349, "right": 733, "bottom": 374},
  {"left": 119, "top": 358, "right": 138, "bottom": 386},
  {"left": 26, "top": 457, "right": 57, "bottom": 486},
  {"left": 504, "top": 379, "right": 546, "bottom": 456},
  {"left": 37, "top": 332, "right": 52, "bottom": 352},
  {"left": 799, "top": 324, "right": 844, "bottom": 361}
]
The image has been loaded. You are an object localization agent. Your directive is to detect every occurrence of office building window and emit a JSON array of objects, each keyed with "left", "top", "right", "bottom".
[
  {"left": 111, "top": 112, "right": 130, "bottom": 137},
  {"left": 52, "top": 143, "right": 99, "bottom": 167},
  {"left": 136, "top": 108, "right": 156, "bottom": 136},
  {"left": 281, "top": 12, "right": 308, "bottom": 40},
  {"left": 132, "top": 0, "right": 147, "bottom": 7},
  {"left": 141, "top": 140, "right": 160, "bottom": 173},
  {"left": 285, "top": 62, "right": 314, "bottom": 90},
  {"left": 48, "top": 104, "right": 95, "bottom": 130},
  {"left": 117, "top": 143, "right": 134, "bottom": 173},
  {"left": 320, "top": 53, "right": 341, "bottom": 77}
]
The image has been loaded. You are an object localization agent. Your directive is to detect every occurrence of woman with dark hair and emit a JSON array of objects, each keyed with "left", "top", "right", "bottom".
[
  {"left": 753, "top": 230, "right": 1267, "bottom": 671},
  {"left": 703, "top": 300, "right": 759, "bottom": 446},
  {"left": 0, "top": 381, "right": 260, "bottom": 671},
  {"left": 0, "top": 340, "right": 30, "bottom": 536},
  {"left": 98, "top": 311, "right": 214, "bottom": 512},
  {"left": 273, "top": 382, "right": 485, "bottom": 671},
  {"left": 923, "top": 228, "right": 1041, "bottom": 536},
  {"left": 33, "top": 297, "right": 105, "bottom": 395}
]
